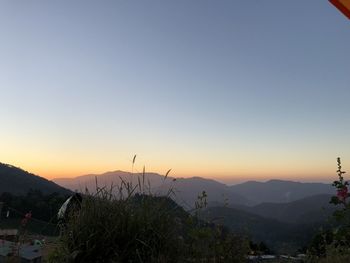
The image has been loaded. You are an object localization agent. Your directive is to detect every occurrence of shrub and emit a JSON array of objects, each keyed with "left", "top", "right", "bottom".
[
  {"left": 308, "top": 158, "right": 350, "bottom": 262},
  {"left": 49, "top": 179, "right": 248, "bottom": 262}
]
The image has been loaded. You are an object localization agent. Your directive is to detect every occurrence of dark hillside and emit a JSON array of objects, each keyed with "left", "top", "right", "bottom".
[
  {"left": 0, "top": 162, "right": 71, "bottom": 195},
  {"left": 230, "top": 179, "right": 333, "bottom": 204},
  {"left": 202, "top": 206, "right": 322, "bottom": 253},
  {"left": 243, "top": 194, "right": 336, "bottom": 224}
]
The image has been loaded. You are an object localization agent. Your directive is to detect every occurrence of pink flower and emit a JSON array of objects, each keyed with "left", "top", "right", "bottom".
[
  {"left": 337, "top": 186, "right": 348, "bottom": 202},
  {"left": 25, "top": 211, "right": 32, "bottom": 219},
  {"left": 21, "top": 211, "right": 32, "bottom": 226}
]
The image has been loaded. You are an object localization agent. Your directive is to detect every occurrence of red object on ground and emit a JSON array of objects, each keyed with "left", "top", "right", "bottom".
[{"left": 329, "top": 0, "right": 350, "bottom": 19}]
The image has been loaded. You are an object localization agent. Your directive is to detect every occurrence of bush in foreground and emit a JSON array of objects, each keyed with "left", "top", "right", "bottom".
[
  {"left": 308, "top": 158, "right": 350, "bottom": 262},
  {"left": 49, "top": 185, "right": 248, "bottom": 263}
]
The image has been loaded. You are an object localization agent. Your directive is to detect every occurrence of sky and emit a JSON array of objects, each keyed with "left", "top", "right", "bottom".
[{"left": 0, "top": 0, "right": 349, "bottom": 184}]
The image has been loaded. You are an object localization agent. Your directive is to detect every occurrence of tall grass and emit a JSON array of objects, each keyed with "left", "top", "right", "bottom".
[{"left": 49, "top": 172, "right": 248, "bottom": 263}]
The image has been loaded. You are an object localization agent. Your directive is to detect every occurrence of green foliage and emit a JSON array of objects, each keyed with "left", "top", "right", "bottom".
[
  {"left": 0, "top": 190, "right": 68, "bottom": 235},
  {"left": 49, "top": 186, "right": 248, "bottom": 262},
  {"left": 307, "top": 158, "right": 350, "bottom": 261},
  {"left": 0, "top": 190, "right": 68, "bottom": 222},
  {"left": 185, "top": 219, "right": 248, "bottom": 262},
  {"left": 201, "top": 206, "right": 320, "bottom": 255},
  {"left": 249, "top": 241, "right": 272, "bottom": 255},
  {"left": 52, "top": 193, "right": 184, "bottom": 262}
]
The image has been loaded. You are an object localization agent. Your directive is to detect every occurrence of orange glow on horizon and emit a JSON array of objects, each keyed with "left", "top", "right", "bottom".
[
  {"left": 1, "top": 150, "right": 347, "bottom": 184},
  {"left": 21, "top": 163, "right": 338, "bottom": 185}
]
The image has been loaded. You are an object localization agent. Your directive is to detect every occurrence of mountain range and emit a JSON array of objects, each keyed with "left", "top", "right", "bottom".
[
  {"left": 52, "top": 169, "right": 339, "bottom": 253},
  {"left": 1, "top": 163, "right": 339, "bottom": 253},
  {"left": 0, "top": 164, "right": 336, "bottom": 224},
  {"left": 53, "top": 170, "right": 335, "bottom": 208},
  {"left": 229, "top": 179, "right": 334, "bottom": 204},
  {"left": 233, "top": 194, "right": 335, "bottom": 224}
]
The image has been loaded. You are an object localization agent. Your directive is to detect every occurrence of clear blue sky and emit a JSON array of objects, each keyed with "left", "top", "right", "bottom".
[{"left": 0, "top": 0, "right": 349, "bottom": 183}]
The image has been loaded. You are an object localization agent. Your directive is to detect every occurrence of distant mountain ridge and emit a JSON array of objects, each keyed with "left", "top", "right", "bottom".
[
  {"left": 54, "top": 170, "right": 173, "bottom": 193},
  {"left": 168, "top": 176, "right": 252, "bottom": 208},
  {"left": 53, "top": 170, "right": 334, "bottom": 207},
  {"left": 232, "top": 194, "right": 336, "bottom": 224},
  {"left": 53, "top": 171, "right": 252, "bottom": 207},
  {"left": 230, "top": 179, "right": 333, "bottom": 204},
  {"left": 1, "top": 163, "right": 337, "bottom": 254},
  {"left": 0, "top": 162, "right": 71, "bottom": 195}
]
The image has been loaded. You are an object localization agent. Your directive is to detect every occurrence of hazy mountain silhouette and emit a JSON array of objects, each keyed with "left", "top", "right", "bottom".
[
  {"left": 53, "top": 171, "right": 334, "bottom": 209},
  {"left": 53, "top": 170, "right": 168, "bottom": 193},
  {"left": 53, "top": 172, "right": 252, "bottom": 207},
  {"left": 166, "top": 177, "right": 252, "bottom": 208},
  {"left": 230, "top": 179, "right": 333, "bottom": 204},
  {"left": 231, "top": 194, "right": 336, "bottom": 224},
  {"left": 54, "top": 172, "right": 335, "bottom": 209},
  {"left": 0, "top": 162, "right": 71, "bottom": 195}
]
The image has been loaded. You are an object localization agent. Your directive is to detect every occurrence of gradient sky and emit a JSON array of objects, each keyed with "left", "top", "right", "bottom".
[{"left": 0, "top": 0, "right": 349, "bottom": 184}]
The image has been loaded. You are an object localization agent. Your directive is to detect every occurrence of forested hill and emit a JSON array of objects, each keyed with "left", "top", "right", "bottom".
[
  {"left": 0, "top": 162, "right": 71, "bottom": 195},
  {"left": 201, "top": 206, "right": 323, "bottom": 254}
]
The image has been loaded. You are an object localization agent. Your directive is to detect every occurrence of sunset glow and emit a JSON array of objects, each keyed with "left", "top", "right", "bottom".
[{"left": 0, "top": 1, "right": 349, "bottom": 184}]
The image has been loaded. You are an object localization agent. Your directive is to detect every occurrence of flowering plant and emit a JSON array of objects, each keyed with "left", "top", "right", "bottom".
[
  {"left": 308, "top": 158, "right": 350, "bottom": 260},
  {"left": 328, "top": 158, "right": 350, "bottom": 251},
  {"left": 331, "top": 158, "right": 349, "bottom": 206},
  {"left": 21, "top": 211, "right": 32, "bottom": 227}
]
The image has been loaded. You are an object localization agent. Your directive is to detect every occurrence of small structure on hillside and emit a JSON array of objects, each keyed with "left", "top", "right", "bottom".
[
  {"left": 0, "top": 229, "right": 18, "bottom": 242},
  {"left": 19, "top": 243, "right": 42, "bottom": 263},
  {"left": 0, "top": 239, "right": 42, "bottom": 263},
  {"left": 247, "top": 254, "right": 277, "bottom": 262},
  {"left": 0, "top": 239, "right": 12, "bottom": 262}
]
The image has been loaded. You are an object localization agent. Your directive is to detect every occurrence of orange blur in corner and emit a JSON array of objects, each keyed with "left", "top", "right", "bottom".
[{"left": 330, "top": 0, "right": 350, "bottom": 19}]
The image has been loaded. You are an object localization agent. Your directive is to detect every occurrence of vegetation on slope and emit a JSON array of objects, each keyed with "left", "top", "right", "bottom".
[
  {"left": 307, "top": 158, "right": 350, "bottom": 262},
  {"left": 49, "top": 187, "right": 249, "bottom": 263},
  {"left": 0, "top": 162, "right": 71, "bottom": 195},
  {"left": 0, "top": 190, "right": 70, "bottom": 235},
  {"left": 234, "top": 194, "right": 336, "bottom": 224},
  {"left": 201, "top": 206, "right": 321, "bottom": 254}
]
